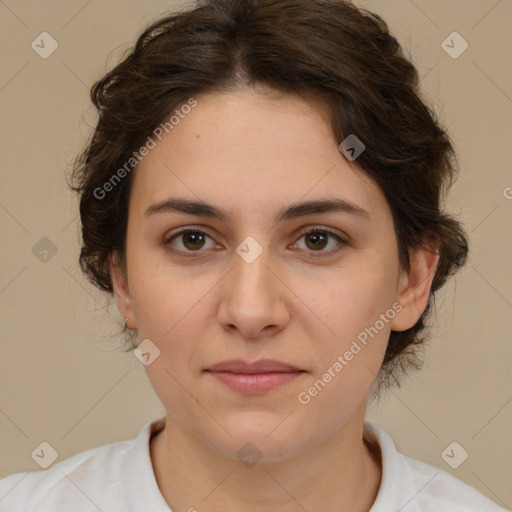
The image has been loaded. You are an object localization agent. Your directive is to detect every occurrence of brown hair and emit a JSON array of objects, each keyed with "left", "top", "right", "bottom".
[{"left": 68, "top": 0, "right": 469, "bottom": 395}]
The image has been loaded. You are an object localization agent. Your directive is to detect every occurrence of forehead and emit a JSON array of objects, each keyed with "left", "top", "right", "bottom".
[{"left": 130, "top": 88, "right": 388, "bottom": 224}]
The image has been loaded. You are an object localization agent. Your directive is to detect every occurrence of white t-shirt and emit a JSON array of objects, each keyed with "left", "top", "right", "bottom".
[{"left": 0, "top": 418, "right": 508, "bottom": 511}]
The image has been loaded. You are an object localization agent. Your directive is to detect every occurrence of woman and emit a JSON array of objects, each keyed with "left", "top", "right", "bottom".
[{"left": 0, "top": 0, "right": 507, "bottom": 510}]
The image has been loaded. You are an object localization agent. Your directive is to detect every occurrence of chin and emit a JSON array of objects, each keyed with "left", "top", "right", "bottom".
[{"left": 202, "top": 415, "right": 312, "bottom": 463}]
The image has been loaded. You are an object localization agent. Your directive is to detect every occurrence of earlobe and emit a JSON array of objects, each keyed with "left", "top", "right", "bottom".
[{"left": 390, "top": 242, "right": 440, "bottom": 332}]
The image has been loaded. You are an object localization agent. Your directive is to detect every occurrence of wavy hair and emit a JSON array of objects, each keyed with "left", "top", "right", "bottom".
[{"left": 68, "top": 0, "right": 469, "bottom": 396}]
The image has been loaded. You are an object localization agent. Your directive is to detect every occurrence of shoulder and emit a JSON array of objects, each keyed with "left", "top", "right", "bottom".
[
  {"left": 364, "top": 422, "right": 509, "bottom": 512},
  {"left": 401, "top": 453, "right": 509, "bottom": 512},
  {"left": 0, "top": 435, "right": 134, "bottom": 512}
]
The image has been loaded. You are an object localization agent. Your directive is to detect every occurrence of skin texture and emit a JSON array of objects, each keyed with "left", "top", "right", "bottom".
[{"left": 110, "top": 86, "right": 439, "bottom": 511}]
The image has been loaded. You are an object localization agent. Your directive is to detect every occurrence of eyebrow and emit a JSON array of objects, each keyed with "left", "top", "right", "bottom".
[{"left": 144, "top": 197, "right": 371, "bottom": 223}]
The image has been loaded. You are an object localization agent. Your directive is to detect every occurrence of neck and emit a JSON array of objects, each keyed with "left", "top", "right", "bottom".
[{"left": 150, "top": 409, "right": 382, "bottom": 511}]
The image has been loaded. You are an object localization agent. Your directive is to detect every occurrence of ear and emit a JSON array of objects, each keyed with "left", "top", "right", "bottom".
[
  {"left": 390, "top": 239, "right": 440, "bottom": 332},
  {"left": 109, "top": 251, "right": 136, "bottom": 329}
]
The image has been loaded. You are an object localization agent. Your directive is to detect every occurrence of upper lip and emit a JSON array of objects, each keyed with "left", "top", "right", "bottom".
[{"left": 205, "top": 359, "right": 304, "bottom": 373}]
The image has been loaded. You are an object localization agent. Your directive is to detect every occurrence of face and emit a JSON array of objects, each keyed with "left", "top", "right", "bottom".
[{"left": 111, "top": 87, "right": 436, "bottom": 461}]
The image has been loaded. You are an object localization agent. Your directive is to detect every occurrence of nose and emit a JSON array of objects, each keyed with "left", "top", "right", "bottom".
[{"left": 217, "top": 240, "right": 290, "bottom": 339}]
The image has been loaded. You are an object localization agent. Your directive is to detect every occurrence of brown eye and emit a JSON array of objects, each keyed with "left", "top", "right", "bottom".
[
  {"left": 164, "top": 226, "right": 346, "bottom": 259},
  {"left": 165, "top": 229, "right": 217, "bottom": 254},
  {"left": 181, "top": 231, "right": 207, "bottom": 250},
  {"left": 304, "top": 231, "right": 329, "bottom": 251},
  {"left": 292, "top": 228, "right": 347, "bottom": 256}
]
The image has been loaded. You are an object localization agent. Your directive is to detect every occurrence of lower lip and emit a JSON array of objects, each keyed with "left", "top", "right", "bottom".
[{"left": 206, "top": 371, "right": 304, "bottom": 394}]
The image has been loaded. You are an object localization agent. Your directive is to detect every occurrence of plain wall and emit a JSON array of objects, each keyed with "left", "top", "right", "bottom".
[{"left": 0, "top": 0, "right": 510, "bottom": 508}]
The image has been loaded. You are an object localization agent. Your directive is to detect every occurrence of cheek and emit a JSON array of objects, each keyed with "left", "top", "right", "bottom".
[
  {"left": 134, "top": 272, "right": 209, "bottom": 425},
  {"left": 304, "top": 264, "right": 396, "bottom": 347},
  {"left": 128, "top": 251, "right": 208, "bottom": 338},
  {"left": 295, "top": 285, "right": 391, "bottom": 427},
  {"left": 293, "top": 261, "right": 395, "bottom": 402},
  {"left": 127, "top": 267, "right": 210, "bottom": 412}
]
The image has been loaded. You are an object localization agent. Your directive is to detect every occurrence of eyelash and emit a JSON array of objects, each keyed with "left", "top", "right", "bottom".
[{"left": 163, "top": 226, "right": 347, "bottom": 258}]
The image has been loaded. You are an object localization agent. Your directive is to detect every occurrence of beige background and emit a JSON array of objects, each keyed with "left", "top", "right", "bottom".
[{"left": 0, "top": 0, "right": 511, "bottom": 508}]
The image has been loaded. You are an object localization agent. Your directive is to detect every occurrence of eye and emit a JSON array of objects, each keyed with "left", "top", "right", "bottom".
[
  {"left": 164, "top": 226, "right": 347, "bottom": 258},
  {"left": 164, "top": 228, "right": 219, "bottom": 255},
  {"left": 291, "top": 227, "right": 347, "bottom": 256}
]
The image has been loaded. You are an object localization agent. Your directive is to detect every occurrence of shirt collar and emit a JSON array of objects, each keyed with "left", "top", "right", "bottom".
[
  {"left": 124, "top": 416, "right": 171, "bottom": 512},
  {"left": 123, "top": 417, "right": 418, "bottom": 512},
  {"left": 365, "top": 421, "right": 420, "bottom": 511}
]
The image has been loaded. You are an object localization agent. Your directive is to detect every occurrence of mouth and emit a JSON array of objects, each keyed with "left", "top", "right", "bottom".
[{"left": 204, "top": 359, "right": 306, "bottom": 394}]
